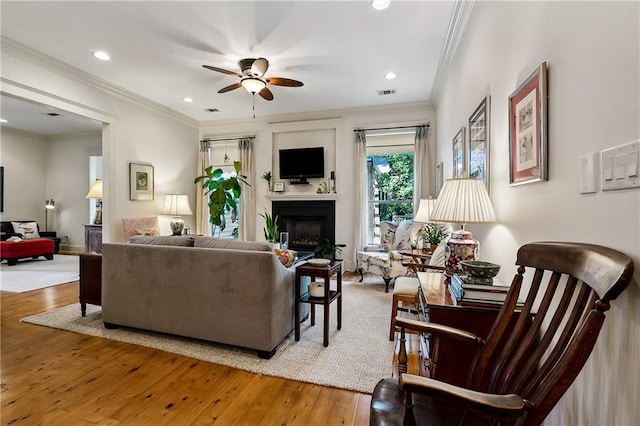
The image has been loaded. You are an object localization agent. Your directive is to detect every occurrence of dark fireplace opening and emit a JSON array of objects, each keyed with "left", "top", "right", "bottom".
[
  {"left": 283, "top": 216, "right": 325, "bottom": 251},
  {"left": 272, "top": 200, "right": 335, "bottom": 252}
]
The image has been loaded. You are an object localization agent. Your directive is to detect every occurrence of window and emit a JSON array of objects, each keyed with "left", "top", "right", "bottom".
[
  {"left": 365, "top": 129, "right": 416, "bottom": 244},
  {"left": 205, "top": 143, "right": 239, "bottom": 239}
]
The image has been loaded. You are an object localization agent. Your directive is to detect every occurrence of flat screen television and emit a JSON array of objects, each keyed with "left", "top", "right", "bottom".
[{"left": 279, "top": 147, "right": 324, "bottom": 184}]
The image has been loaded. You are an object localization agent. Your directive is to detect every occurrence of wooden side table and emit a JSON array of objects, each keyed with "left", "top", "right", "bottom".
[
  {"left": 79, "top": 252, "right": 102, "bottom": 316},
  {"left": 294, "top": 260, "right": 343, "bottom": 347}
]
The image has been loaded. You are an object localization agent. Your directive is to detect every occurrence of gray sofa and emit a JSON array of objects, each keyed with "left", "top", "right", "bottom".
[{"left": 102, "top": 235, "right": 304, "bottom": 358}]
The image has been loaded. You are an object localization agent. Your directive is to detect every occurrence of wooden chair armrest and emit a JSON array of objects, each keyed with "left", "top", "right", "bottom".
[
  {"left": 399, "top": 374, "right": 529, "bottom": 417},
  {"left": 404, "top": 262, "right": 445, "bottom": 272},
  {"left": 395, "top": 317, "right": 484, "bottom": 345}
]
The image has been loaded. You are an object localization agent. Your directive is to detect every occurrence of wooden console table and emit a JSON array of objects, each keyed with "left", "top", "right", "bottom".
[
  {"left": 415, "top": 272, "right": 506, "bottom": 386},
  {"left": 294, "top": 260, "right": 343, "bottom": 347},
  {"left": 79, "top": 252, "right": 102, "bottom": 316}
]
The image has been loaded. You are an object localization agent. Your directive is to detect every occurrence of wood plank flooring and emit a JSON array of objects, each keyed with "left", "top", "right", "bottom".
[{"left": 1, "top": 280, "right": 377, "bottom": 425}]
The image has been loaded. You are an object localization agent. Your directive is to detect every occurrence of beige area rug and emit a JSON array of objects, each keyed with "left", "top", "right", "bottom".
[
  {"left": 22, "top": 278, "right": 395, "bottom": 394},
  {"left": 0, "top": 254, "right": 79, "bottom": 292}
]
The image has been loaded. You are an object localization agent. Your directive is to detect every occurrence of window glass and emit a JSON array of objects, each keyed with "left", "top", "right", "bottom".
[{"left": 365, "top": 130, "right": 415, "bottom": 243}]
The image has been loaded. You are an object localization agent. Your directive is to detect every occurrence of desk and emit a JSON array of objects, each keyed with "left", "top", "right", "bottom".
[
  {"left": 415, "top": 272, "right": 503, "bottom": 386},
  {"left": 294, "top": 260, "right": 343, "bottom": 347}
]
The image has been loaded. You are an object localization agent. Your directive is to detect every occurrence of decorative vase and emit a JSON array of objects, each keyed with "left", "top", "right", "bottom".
[{"left": 444, "top": 230, "right": 479, "bottom": 277}]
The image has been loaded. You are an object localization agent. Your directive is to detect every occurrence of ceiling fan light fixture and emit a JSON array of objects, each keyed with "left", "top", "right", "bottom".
[
  {"left": 241, "top": 77, "right": 266, "bottom": 94},
  {"left": 371, "top": 0, "right": 390, "bottom": 11}
]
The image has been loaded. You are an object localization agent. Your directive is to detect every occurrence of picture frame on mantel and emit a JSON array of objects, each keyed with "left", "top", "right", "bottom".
[
  {"left": 452, "top": 127, "right": 466, "bottom": 178},
  {"left": 509, "top": 62, "right": 548, "bottom": 185},
  {"left": 129, "top": 162, "right": 154, "bottom": 201},
  {"left": 273, "top": 182, "right": 285, "bottom": 192},
  {"left": 469, "top": 96, "right": 491, "bottom": 192}
]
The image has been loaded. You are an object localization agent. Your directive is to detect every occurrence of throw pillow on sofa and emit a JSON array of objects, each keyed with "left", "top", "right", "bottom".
[
  {"left": 11, "top": 221, "right": 40, "bottom": 239},
  {"left": 273, "top": 248, "right": 298, "bottom": 267}
]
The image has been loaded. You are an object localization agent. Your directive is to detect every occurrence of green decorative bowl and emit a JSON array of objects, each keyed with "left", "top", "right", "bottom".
[{"left": 460, "top": 260, "right": 501, "bottom": 283}]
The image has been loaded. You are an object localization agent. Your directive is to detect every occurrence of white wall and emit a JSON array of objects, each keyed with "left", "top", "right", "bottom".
[
  {"left": 0, "top": 128, "right": 48, "bottom": 222},
  {"left": 434, "top": 2, "right": 639, "bottom": 424}
]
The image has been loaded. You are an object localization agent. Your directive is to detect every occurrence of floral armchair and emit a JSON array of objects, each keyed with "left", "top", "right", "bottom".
[{"left": 356, "top": 220, "right": 424, "bottom": 292}]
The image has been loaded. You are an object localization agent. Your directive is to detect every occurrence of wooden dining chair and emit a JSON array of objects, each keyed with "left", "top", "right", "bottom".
[{"left": 370, "top": 241, "right": 634, "bottom": 426}]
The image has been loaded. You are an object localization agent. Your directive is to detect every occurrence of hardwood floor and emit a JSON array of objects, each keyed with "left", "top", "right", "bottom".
[{"left": 1, "top": 281, "right": 374, "bottom": 425}]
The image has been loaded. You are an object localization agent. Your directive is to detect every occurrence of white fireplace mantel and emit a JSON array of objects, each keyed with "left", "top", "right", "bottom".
[{"left": 266, "top": 193, "right": 338, "bottom": 201}]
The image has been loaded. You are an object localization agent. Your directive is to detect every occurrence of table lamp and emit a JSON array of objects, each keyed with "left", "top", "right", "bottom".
[
  {"left": 86, "top": 179, "right": 103, "bottom": 225},
  {"left": 429, "top": 178, "right": 495, "bottom": 277},
  {"left": 162, "top": 194, "right": 193, "bottom": 236},
  {"left": 45, "top": 199, "right": 56, "bottom": 231}
]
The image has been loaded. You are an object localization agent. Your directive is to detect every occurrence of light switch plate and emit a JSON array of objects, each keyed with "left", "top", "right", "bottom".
[
  {"left": 601, "top": 141, "right": 640, "bottom": 191},
  {"left": 579, "top": 153, "right": 598, "bottom": 194}
]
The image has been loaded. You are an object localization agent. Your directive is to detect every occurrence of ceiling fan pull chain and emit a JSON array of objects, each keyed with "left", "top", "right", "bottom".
[{"left": 252, "top": 94, "right": 256, "bottom": 119}]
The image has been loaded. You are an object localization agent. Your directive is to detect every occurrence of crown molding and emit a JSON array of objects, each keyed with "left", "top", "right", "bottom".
[
  {"left": 1, "top": 37, "right": 199, "bottom": 129},
  {"left": 430, "top": 0, "right": 476, "bottom": 104}
]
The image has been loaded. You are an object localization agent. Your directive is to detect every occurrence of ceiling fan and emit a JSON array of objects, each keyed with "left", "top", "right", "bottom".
[{"left": 203, "top": 57, "right": 304, "bottom": 101}]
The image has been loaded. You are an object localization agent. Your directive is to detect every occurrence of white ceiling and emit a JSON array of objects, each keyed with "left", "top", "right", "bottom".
[{"left": 0, "top": 1, "right": 455, "bottom": 133}]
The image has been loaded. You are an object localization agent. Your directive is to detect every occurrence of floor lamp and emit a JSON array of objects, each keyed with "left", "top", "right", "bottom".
[{"left": 45, "top": 199, "right": 56, "bottom": 231}]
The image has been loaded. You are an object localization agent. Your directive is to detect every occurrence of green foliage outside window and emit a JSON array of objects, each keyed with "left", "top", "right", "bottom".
[{"left": 370, "top": 152, "right": 414, "bottom": 221}]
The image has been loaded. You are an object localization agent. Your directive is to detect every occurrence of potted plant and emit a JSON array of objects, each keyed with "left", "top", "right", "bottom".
[
  {"left": 262, "top": 171, "right": 272, "bottom": 193},
  {"left": 421, "top": 223, "right": 449, "bottom": 253},
  {"left": 194, "top": 161, "right": 249, "bottom": 237},
  {"left": 314, "top": 238, "right": 345, "bottom": 260},
  {"left": 259, "top": 211, "right": 279, "bottom": 243}
]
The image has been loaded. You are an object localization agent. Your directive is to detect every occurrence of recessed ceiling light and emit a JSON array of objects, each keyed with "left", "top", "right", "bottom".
[
  {"left": 371, "top": 0, "right": 390, "bottom": 11},
  {"left": 93, "top": 51, "right": 110, "bottom": 61},
  {"left": 0, "top": 119, "right": 7, "bottom": 123},
  {"left": 182, "top": 97, "right": 194, "bottom": 103},
  {"left": 385, "top": 72, "right": 397, "bottom": 80}
]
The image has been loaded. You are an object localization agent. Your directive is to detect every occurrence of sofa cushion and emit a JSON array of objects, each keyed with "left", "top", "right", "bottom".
[
  {"left": 194, "top": 236, "right": 273, "bottom": 252},
  {"left": 128, "top": 235, "right": 195, "bottom": 246},
  {"left": 11, "top": 221, "right": 40, "bottom": 239}
]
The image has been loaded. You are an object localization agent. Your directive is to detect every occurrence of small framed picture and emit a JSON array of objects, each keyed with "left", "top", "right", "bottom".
[
  {"left": 469, "top": 96, "right": 491, "bottom": 191},
  {"left": 509, "top": 62, "right": 548, "bottom": 185},
  {"left": 273, "top": 182, "right": 285, "bottom": 192},
  {"left": 452, "top": 127, "right": 466, "bottom": 178},
  {"left": 129, "top": 162, "right": 154, "bottom": 201}
]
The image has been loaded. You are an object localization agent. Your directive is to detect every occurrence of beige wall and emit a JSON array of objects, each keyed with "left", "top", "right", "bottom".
[{"left": 434, "top": 2, "right": 640, "bottom": 424}]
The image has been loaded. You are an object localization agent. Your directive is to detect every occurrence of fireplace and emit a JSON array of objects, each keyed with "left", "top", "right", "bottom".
[{"left": 272, "top": 200, "right": 335, "bottom": 252}]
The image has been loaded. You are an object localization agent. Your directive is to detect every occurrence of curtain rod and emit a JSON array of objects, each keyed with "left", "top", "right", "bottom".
[
  {"left": 353, "top": 123, "right": 430, "bottom": 132},
  {"left": 201, "top": 135, "right": 256, "bottom": 143}
]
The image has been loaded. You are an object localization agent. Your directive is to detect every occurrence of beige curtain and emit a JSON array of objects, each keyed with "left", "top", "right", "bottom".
[
  {"left": 353, "top": 130, "right": 368, "bottom": 267},
  {"left": 195, "top": 140, "right": 212, "bottom": 236},
  {"left": 413, "top": 125, "right": 431, "bottom": 215},
  {"left": 238, "top": 137, "right": 255, "bottom": 240}
]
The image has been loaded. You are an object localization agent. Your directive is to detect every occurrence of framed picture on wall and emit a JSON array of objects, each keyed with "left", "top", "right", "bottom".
[
  {"left": 509, "top": 62, "right": 548, "bottom": 185},
  {"left": 452, "top": 127, "right": 466, "bottom": 178},
  {"left": 129, "top": 162, "right": 154, "bottom": 201},
  {"left": 469, "top": 96, "right": 491, "bottom": 192}
]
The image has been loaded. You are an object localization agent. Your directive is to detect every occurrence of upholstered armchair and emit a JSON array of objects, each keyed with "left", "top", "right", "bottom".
[{"left": 356, "top": 220, "right": 423, "bottom": 292}]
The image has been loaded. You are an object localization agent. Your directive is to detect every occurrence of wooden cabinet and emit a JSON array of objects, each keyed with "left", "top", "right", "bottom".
[
  {"left": 84, "top": 224, "right": 102, "bottom": 253},
  {"left": 79, "top": 253, "right": 102, "bottom": 316}
]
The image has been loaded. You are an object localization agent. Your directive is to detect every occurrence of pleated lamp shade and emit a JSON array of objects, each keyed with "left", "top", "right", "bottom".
[{"left": 430, "top": 178, "right": 495, "bottom": 225}]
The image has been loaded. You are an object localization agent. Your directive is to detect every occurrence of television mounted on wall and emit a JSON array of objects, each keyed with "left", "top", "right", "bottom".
[{"left": 279, "top": 147, "right": 324, "bottom": 184}]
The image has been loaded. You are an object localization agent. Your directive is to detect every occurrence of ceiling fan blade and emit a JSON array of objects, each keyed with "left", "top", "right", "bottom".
[
  {"left": 266, "top": 77, "right": 304, "bottom": 87},
  {"left": 259, "top": 87, "right": 274, "bottom": 101},
  {"left": 218, "top": 82, "right": 243, "bottom": 93},
  {"left": 251, "top": 58, "right": 269, "bottom": 77},
  {"left": 203, "top": 65, "right": 242, "bottom": 77}
]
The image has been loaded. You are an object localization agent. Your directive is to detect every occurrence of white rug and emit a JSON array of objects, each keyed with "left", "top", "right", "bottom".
[
  {"left": 0, "top": 254, "right": 79, "bottom": 292},
  {"left": 22, "top": 280, "right": 395, "bottom": 394}
]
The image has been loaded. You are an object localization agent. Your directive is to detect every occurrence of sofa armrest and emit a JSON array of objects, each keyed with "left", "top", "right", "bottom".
[{"left": 363, "top": 244, "right": 387, "bottom": 252}]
